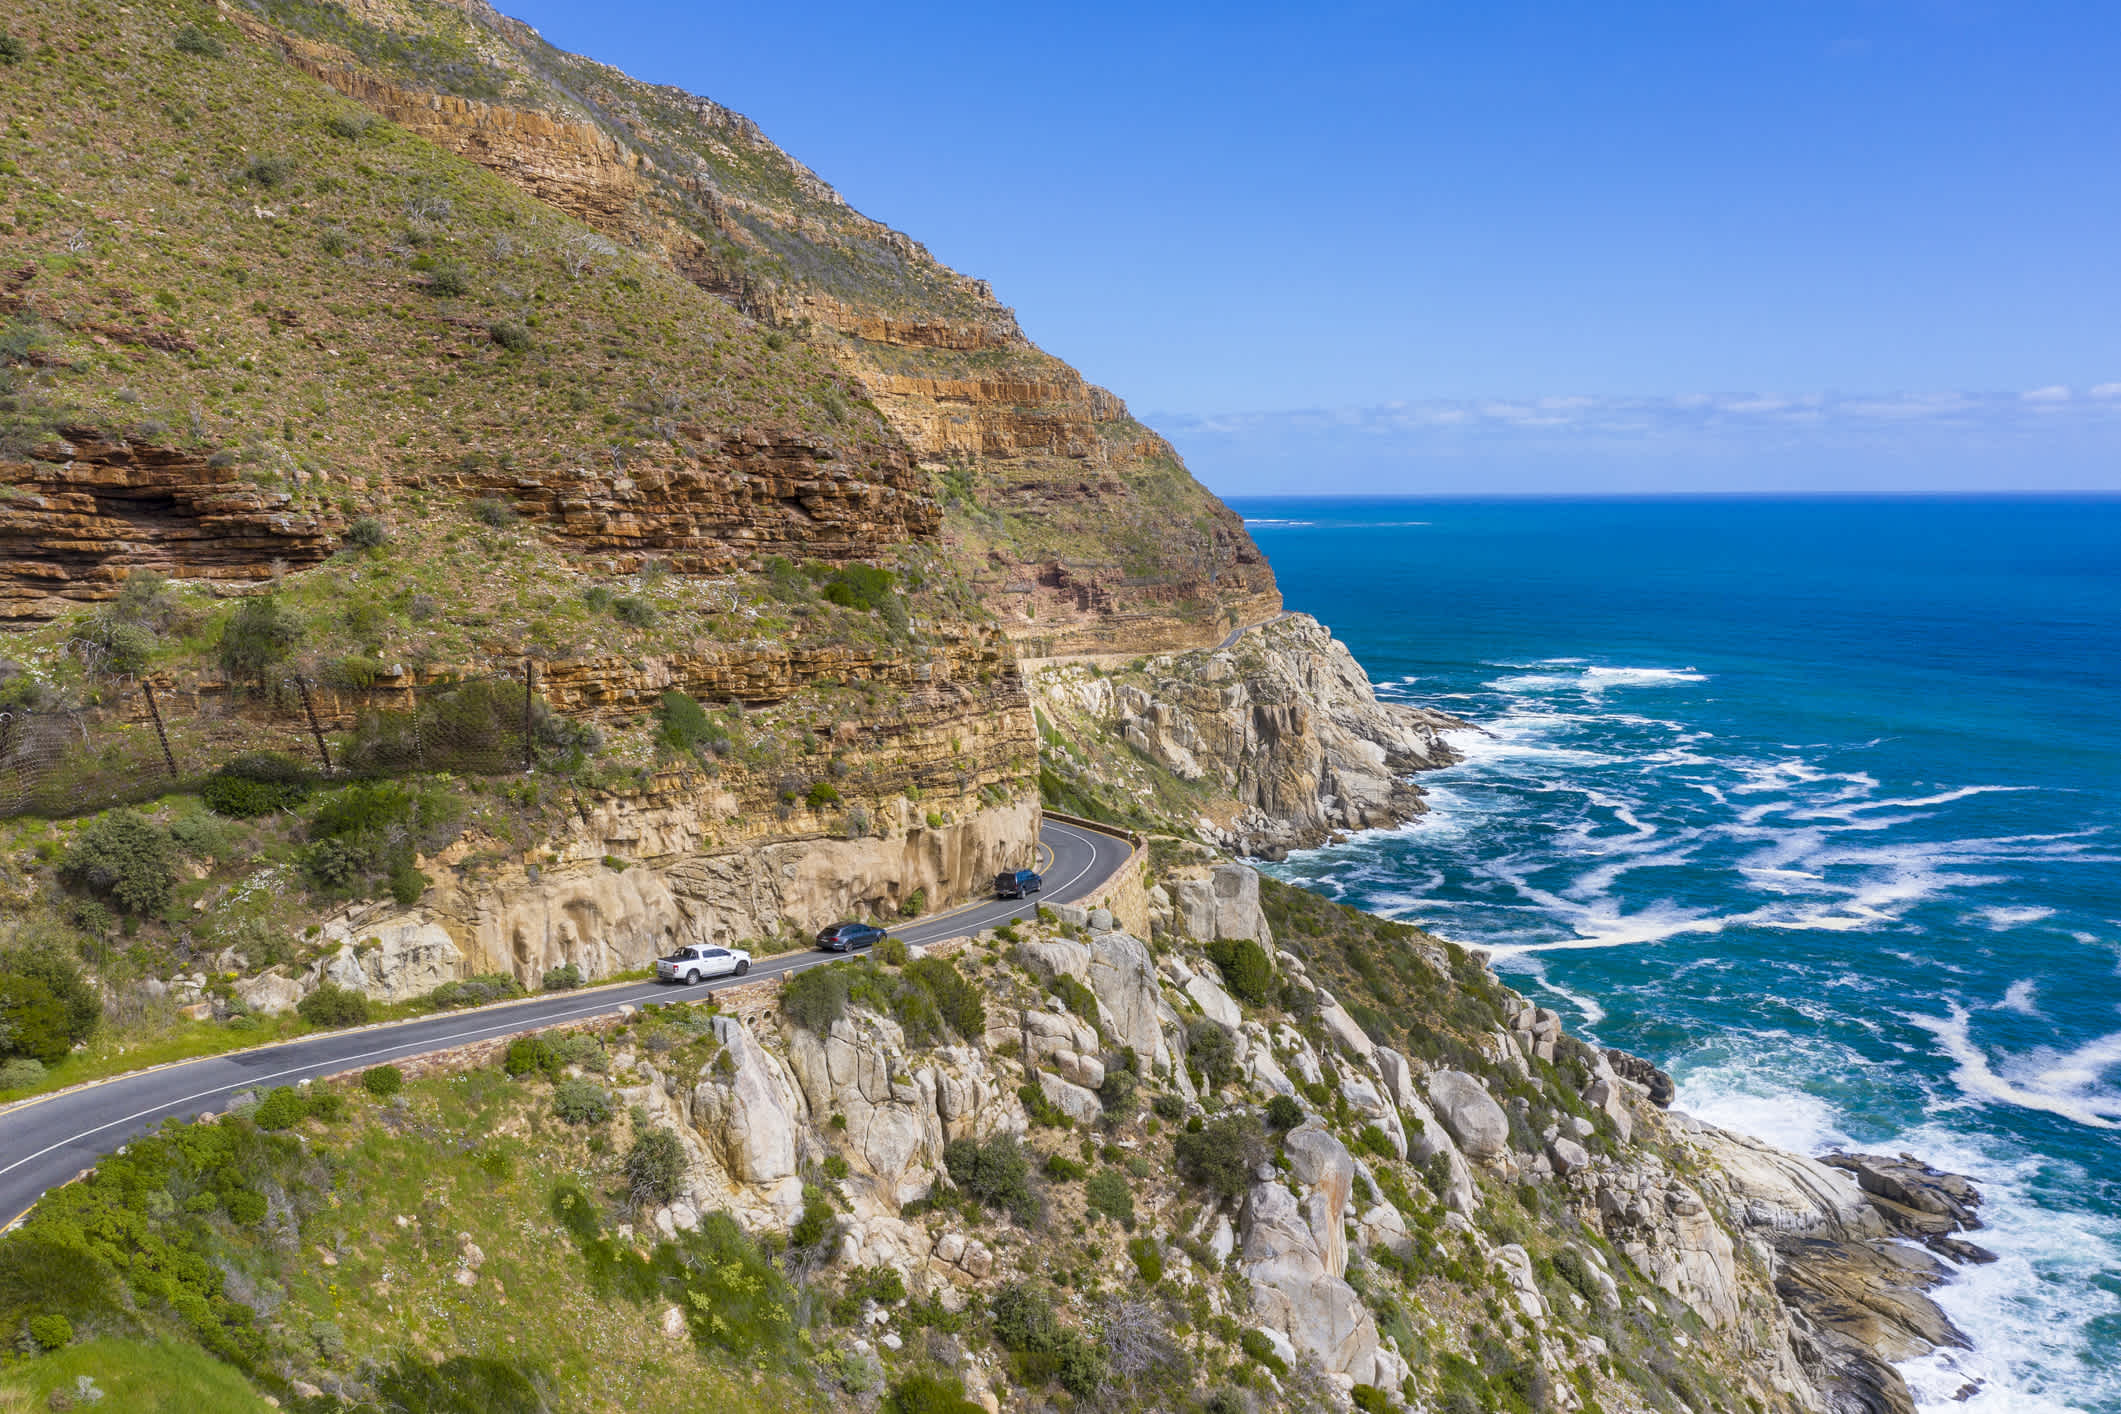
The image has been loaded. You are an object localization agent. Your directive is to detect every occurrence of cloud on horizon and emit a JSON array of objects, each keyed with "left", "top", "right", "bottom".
[{"left": 1153, "top": 385, "right": 2121, "bottom": 494}]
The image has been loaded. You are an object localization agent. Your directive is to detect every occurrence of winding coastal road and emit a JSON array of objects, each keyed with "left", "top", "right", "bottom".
[{"left": 0, "top": 817, "right": 1136, "bottom": 1228}]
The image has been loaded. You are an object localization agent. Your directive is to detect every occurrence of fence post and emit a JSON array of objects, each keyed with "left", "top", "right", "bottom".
[
  {"left": 522, "top": 659, "right": 535, "bottom": 772},
  {"left": 296, "top": 676, "right": 333, "bottom": 774},
  {"left": 141, "top": 682, "right": 178, "bottom": 780}
]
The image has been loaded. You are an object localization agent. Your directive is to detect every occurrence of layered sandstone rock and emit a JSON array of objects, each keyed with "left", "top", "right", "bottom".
[{"left": 0, "top": 430, "right": 333, "bottom": 621}]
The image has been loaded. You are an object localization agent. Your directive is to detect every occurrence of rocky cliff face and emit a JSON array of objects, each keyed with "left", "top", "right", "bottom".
[
  {"left": 364, "top": 855, "right": 1977, "bottom": 1414},
  {"left": 1034, "top": 613, "right": 1466, "bottom": 853}
]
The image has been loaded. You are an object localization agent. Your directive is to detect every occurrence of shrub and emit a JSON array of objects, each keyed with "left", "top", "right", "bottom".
[
  {"left": 542, "top": 963, "right": 585, "bottom": 991},
  {"left": 990, "top": 1283, "right": 1106, "bottom": 1397},
  {"left": 1265, "top": 1094, "right": 1304, "bottom": 1130},
  {"left": 297, "top": 984, "right": 369, "bottom": 1029},
  {"left": 362, "top": 1065, "right": 404, "bottom": 1098},
  {"left": 26, "top": 1312, "right": 72, "bottom": 1349},
  {"left": 1084, "top": 1169, "right": 1134, "bottom": 1227},
  {"left": 805, "top": 780, "right": 841, "bottom": 809},
  {"left": 1174, "top": 1114, "right": 1264, "bottom": 1201},
  {"left": 1097, "top": 1064, "right": 1137, "bottom": 1114},
  {"left": 1184, "top": 1018, "right": 1238, "bottom": 1087},
  {"left": 173, "top": 24, "right": 224, "bottom": 57},
  {"left": 625, "top": 1128, "right": 685, "bottom": 1207},
  {"left": 217, "top": 595, "right": 302, "bottom": 686},
  {"left": 1350, "top": 1384, "right": 1394, "bottom": 1413},
  {"left": 1205, "top": 937, "right": 1274, "bottom": 1007},
  {"left": 425, "top": 265, "right": 469, "bottom": 297},
  {"left": 883, "top": 1373, "right": 984, "bottom": 1414},
  {"left": 345, "top": 515, "right": 389, "bottom": 550},
  {"left": 612, "top": 595, "right": 656, "bottom": 627},
  {"left": 1018, "top": 1081, "right": 1071, "bottom": 1130},
  {"left": 789, "top": 1185, "right": 836, "bottom": 1250},
  {"left": 1126, "top": 1235, "right": 1163, "bottom": 1285},
  {"left": 326, "top": 111, "right": 374, "bottom": 139},
  {"left": 942, "top": 1134, "right": 1036, "bottom": 1223},
  {"left": 553, "top": 1078, "right": 613, "bottom": 1126},
  {"left": 0, "top": 30, "right": 25, "bottom": 64},
  {"left": 472, "top": 497, "right": 515, "bottom": 527},
  {"left": 903, "top": 956, "right": 985, "bottom": 1041},
  {"left": 0, "top": 1057, "right": 46, "bottom": 1090},
  {"left": 781, "top": 965, "right": 850, "bottom": 1034},
  {"left": 1152, "top": 1091, "right": 1187, "bottom": 1122},
  {"left": 1042, "top": 1153, "right": 1085, "bottom": 1181},
  {"left": 1239, "top": 1327, "right": 1288, "bottom": 1376},
  {"left": 78, "top": 613, "right": 154, "bottom": 676},
  {"left": 0, "top": 976, "right": 70, "bottom": 1064},
  {"left": 504, "top": 1035, "right": 558, "bottom": 1078},
  {"left": 253, "top": 1085, "right": 309, "bottom": 1130},
  {"left": 488, "top": 321, "right": 532, "bottom": 353},
  {"left": 242, "top": 154, "right": 296, "bottom": 188},
  {"left": 60, "top": 810, "right": 173, "bottom": 915},
  {"left": 1355, "top": 1123, "right": 1397, "bottom": 1159},
  {"left": 201, "top": 752, "right": 310, "bottom": 817},
  {"left": 0, "top": 942, "right": 100, "bottom": 1050},
  {"left": 653, "top": 692, "right": 727, "bottom": 755}
]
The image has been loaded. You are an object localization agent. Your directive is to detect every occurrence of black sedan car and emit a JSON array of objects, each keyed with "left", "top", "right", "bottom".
[{"left": 815, "top": 922, "right": 886, "bottom": 952}]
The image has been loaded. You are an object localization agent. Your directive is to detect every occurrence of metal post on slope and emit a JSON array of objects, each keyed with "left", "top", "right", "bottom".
[
  {"left": 296, "top": 676, "right": 333, "bottom": 774},
  {"left": 141, "top": 682, "right": 178, "bottom": 780}
]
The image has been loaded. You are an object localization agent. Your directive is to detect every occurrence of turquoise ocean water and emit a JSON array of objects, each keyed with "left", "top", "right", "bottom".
[{"left": 1234, "top": 496, "right": 2121, "bottom": 1412}]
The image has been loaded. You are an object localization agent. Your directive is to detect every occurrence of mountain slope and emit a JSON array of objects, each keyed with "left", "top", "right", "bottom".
[{"left": 222, "top": 0, "right": 1280, "bottom": 652}]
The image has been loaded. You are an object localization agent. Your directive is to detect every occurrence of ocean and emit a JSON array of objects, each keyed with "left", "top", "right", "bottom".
[{"left": 1233, "top": 495, "right": 2121, "bottom": 1412}]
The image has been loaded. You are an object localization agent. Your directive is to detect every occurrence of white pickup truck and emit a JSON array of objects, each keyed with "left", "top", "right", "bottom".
[{"left": 653, "top": 944, "right": 752, "bottom": 985}]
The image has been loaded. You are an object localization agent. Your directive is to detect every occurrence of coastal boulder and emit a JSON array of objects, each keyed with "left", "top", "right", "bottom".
[{"left": 1427, "top": 1069, "right": 1509, "bottom": 1159}]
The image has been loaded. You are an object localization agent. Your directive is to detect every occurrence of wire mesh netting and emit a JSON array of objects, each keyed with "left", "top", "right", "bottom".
[{"left": 0, "top": 668, "right": 571, "bottom": 818}]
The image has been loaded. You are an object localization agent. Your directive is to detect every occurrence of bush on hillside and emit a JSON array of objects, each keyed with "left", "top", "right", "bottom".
[
  {"left": 0, "top": 976, "right": 71, "bottom": 1064},
  {"left": 553, "top": 1078, "right": 612, "bottom": 1126},
  {"left": 1174, "top": 1114, "right": 1265, "bottom": 1201},
  {"left": 625, "top": 1128, "right": 686, "bottom": 1208},
  {"left": 201, "top": 753, "right": 311, "bottom": 818},
  {"left": 60, "top": 810, "right": 174, "bottom": 916},
  {"left": 542, "top": 963, "right": 585, "bottom": 991},
  {"left": 1205, "top": 937, "right": 1274, "bottom": 1007},
  {"left": 217, "top": 596, "right": 302, "bottom": 687},
  {"left": 989, "top": 1283, "right": 1106, "bottom": 1397},
  {"left": 883, "top": 1373, "right": 984, "bottom": 1414},
  {"left": 1184, "top": 1018, "right": 1238, "bottom": 1088},
  {"left": 362, "top": 1065, "right": 404, "bottom": 1098},
  {"left": 345, "top": 515, "right": 389, "bottom": 550},
  {"left": 1265, "top": 1093, "right": 1304, "bottom": 1131},
  {"left": 942, "top": 1134, "right": 1037, "bottom": 1224},
  {"left": 297, "top": 984, "right": 369, "bottom": 1029},
  {"left": 654, "top": 691, "right": 728, "bottom": 756}
]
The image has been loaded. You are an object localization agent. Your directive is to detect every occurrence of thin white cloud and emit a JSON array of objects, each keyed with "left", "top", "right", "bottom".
[{"left": 2022, "top": 385, "right": 2073, "bottom": 404}]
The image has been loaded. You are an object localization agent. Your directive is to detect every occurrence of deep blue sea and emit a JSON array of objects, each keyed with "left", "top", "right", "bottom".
[{"left": 1233, "top": 496, "right": 2121, "bottom": 1413}]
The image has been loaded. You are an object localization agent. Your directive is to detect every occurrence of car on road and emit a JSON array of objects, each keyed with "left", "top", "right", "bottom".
[
  {"left": 995, "top": 869, "right": 1043, "bottom": 899},
  {"left": 655, "top": 944, "right": 751, "bottom": 985},
  {"left": 816, "top": 922, "right": 886, "bottom": 952}
]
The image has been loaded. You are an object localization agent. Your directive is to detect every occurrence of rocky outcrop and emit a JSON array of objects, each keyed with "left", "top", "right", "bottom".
[
  {"left": 1034, "top": 614, "right": 1464, "bottom": 853},
  {"left": 0, "top": 429, "right": 333, "bottom": 621},
  {"left": 785, "top": 1010, "right": 1022, "bottom": 1208},
  {"left": 1426, "top": 1069, "right": 1510, "bottom": 1160},
  {"left": 1240, "top": 1122, "right": 1407, "bottom": 1391},
  {"left": 295, "top": 793, "right": 1037, "bottom": 995}
]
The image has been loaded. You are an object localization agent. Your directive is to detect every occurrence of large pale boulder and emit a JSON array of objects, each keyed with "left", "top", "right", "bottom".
[
  {"left": 1037, "top": 1070, "right": 1103, "bottom": 1125},
  {"left": 313, "top": 914, "right": 464, "bottom": 1001},
  {"left": 1207, "top": 864, "right": 1272, "bottom": 945},
  {"left": 1427, "top": 1069, "right": 1510, "bottom": 1159},
  {"left": 690, "top": 1017, "right": 803, "bottom": 1187},
  {"left": 236, "top": 970, "right": 303, "bottom": 1016},
  {"left": 1085, "top": 931, "right": 1162, "bottom": 1061},
  {"left": 1242, "top": 1123, "right": 1399, "bottom": 1388},
  {"left": 1015, "top": 938, "right": 1092, "bottom": 986},
  {"left": 1317, "top": 996, "right": 1376, "bottom": 1061},
  {"left": 1185, "top": 972, "right": 1243, "bottom": 1030}
]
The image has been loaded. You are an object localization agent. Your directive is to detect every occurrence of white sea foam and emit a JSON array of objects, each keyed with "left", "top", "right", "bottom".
[
  {"left": 1909, "top": 1005, "right": 2121, "bottom": 1129},
  {"left": 1973, "top": 904, "right": 2058, "bottom": 931},
  {"left": 1995, "top": 980, "right": 2043, "bottom": 1016}
]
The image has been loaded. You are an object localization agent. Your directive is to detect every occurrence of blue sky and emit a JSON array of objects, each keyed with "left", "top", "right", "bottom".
[{"left": 504, "top": 0, "right": 2121, "bottom": 491}]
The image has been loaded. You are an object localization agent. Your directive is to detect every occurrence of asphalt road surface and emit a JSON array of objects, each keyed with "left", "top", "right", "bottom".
[{"left": 0, "top": 817, "right": 1135, "bottom": 1227}]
